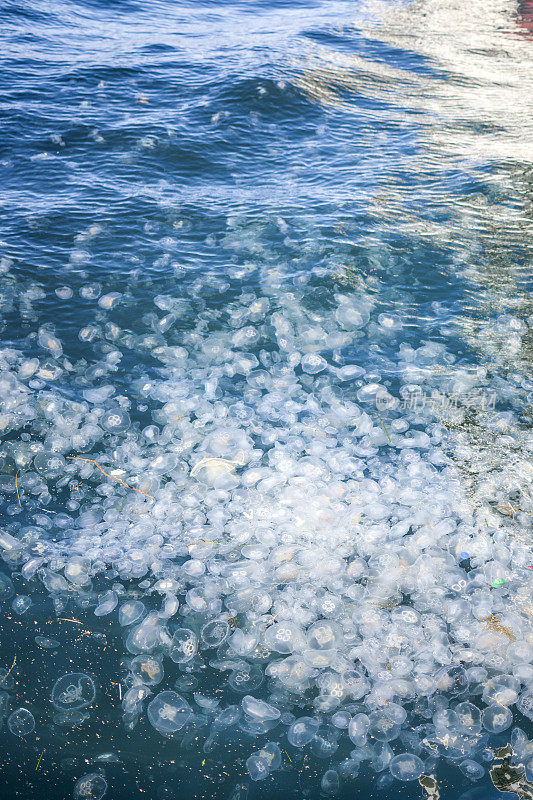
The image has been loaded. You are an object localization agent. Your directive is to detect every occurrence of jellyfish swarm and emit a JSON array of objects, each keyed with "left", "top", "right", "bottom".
[
  {"left": 52, "top": 673, "right": 96, "bottom": 711},
  {"left": 147, "top": 691, "right": 192, "bottom": 735},
  {"left": 7, "top": 708, "right": 35, "bottom": 736},
  {"left": 73, "top": 773, "right": 107, "bottom": 800}
]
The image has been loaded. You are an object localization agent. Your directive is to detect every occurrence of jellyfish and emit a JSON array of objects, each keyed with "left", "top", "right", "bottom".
[
  {"left": 263, "top": 622, "right": 303, "bottom": 654},
  {"left": 33, "top": 451, "right": 66, "bottom": 478},
  {"left": 130, "top": 655, "right": 164, "bottom": 686},
  {"left": 306, "top": 621, "right": 343, "bottom": 651},
  {"left": 241, "top": 696, "right": 280, "bottom": 722},
  {"left": 201, "top": 620, "right": 230, "bottom": 648},
  {"left": 147, "top": 691, "right": 192, "bottom": 735},
  {"left": 73, "top": 772, "right": 107, "bottom": 799},
  {"left": 168, "top": 628, "right": 197, "bottom": 664},
  {"left": 7, "top": 708, "right": 35, "bottom": 736},
  {"left": 246, "top": 753, "right": 269, "bottom": 781},
  {"left": 321, "top": 769, "right": 340, "bottom": 795},
  {"left": 118, "top": 600, "right": 145, "bottom": 627},
  {"left": 481, "top": 704, "right": 512, "bottom": 733},
  {"left": 52, "top": 673, "right": 96, "bottom": 711},
  {"left": 287, "top": 716, "right": 319, "bottom": 747},
  {"left": 228, "top": 664, "right": 264, "bottom": 693},
  {"left": 101, "top": 408, "right": 130, "bottom": 434},
  {"left": 12, "top": 595, "right": 31, "bottom": 614},
  {"left": 0, "top": 572, "right": 15, "bottom": 600},
  {"left": 389, "top": 754, "right": 424, "bottom": 781}
]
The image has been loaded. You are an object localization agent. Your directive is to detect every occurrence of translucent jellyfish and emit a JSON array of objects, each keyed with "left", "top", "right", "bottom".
[
  {"left": 301, "top": 354, "right": 327, "bottom": 374},
  {"left": 12, "top": 595, "right": 31, "bottom": 614},
  {"left": 94, "top": 590, "right": 118, "bottom": 617},
  {"left": 287, "top": 716, "right": 319, "bottom": 747},
  {"left": 147, "top": 691, "right": 192, "bottom": 735},
  {"left": 257, "top": 742, "right": 281, "bottom": 770},
  {"left": 7, "top": 708, "right": 35, "bottom": 736},
  {"left": 517, "top": 691, "right": 533, "bottom": 721},
  {"left": 118, "top": 600, "right": 145, "bottom": 626},
  {"left": 455, "top": 702, "right": 482, "bottom": 734},
  {"left": 130, "top": 655, "right": 164, "bottom": 686},
  {"left": 246, "top": 753, "right": 269, "bottom": 781},
  {"left": 389, "top": 753, "right": 424, "bottom": 781},
  {"left": 200, "top": 620, "right": 230, "bottom": 648},
  {"left": 33, "top": 451, "right": 66, "bottom": 477},
  {"left": 435, "top": 666, "right": 469, "bottom": 696},
  {"left": 242, "top": 696, "right": 280, "bottom": 722},
  {"left": 306, "top": 621, "right": 343, "bottom": 651},
  {"left": 348, "top": 713, "right": 370, "bottom": 745},
  {"left": 321, "top": 769, "right": 340, "bottom": 795},
  {"left": 169, "top": 628, "right": 198, "bottom": 663},
  {"left": 228, "top": 664, "right": 264, "bottom": 693},
  {"left": 101, "top": 408, "right": 130, "bottom": 433},
  {"left": 310, "top": 727, "right": 339, "bottom": 759},
  {"left": 459, "top": 760, "right": 485, "bottom": 781},
  {"left": 482, "top": 704, "right": 512, "bottom": 733},
  {"left": 52, "top": 673, "right": 96, "bottom": 711},
  {"left": 73, "top": 772, "right": 107, "bottom": 799},
  {"left": 263, "top": 622, "right": 303, "bottom": 654},
  {"left": 369, "top": 713, "right": 402, "bottom": 742},
  {"left": 331, "top": 711, "right": 350, "bottom": 729}
]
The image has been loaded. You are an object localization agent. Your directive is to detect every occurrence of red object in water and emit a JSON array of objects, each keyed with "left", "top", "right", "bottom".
[{"left": 518, "top": 0, "right": 533, "bottom": 34}]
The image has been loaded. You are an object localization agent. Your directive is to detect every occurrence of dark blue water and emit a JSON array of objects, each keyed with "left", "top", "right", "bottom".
[{"left": 0, "top": 0, "right": 532, "bottom": 798}]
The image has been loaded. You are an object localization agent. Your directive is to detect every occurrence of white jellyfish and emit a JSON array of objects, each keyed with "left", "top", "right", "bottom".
[{"left": 147, "top": 691, "right": 192, "bottom": 735}]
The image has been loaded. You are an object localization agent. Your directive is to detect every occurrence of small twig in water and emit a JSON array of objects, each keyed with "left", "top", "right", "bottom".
[
  {"left": 376, "top": 413, "right": 392, "bottom": 444},
  {"left": 0, "top": 655, "right": 17, "bottom": 687},
  {"left": 15, "top": 471, "right": 21, "bottom": 507}
]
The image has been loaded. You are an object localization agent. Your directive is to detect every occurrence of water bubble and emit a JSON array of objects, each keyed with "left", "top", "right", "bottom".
[
  {"left": 52, "top": 673, "right": 96, "bottom": 711},
  {"left": 73, "top": 773, "right": 107, "bottom": 799},
  {"left": 147, "top": 690, "right": 192, "bottom": 735},
  {"left": 7, "top": 707, "right": 35, "bottom": 736}
]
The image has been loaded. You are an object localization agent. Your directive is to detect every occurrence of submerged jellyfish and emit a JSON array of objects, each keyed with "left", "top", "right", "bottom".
[
  {"left": 200, "top": 620, "right": 230, "bottom": 648},
  {"left": 73, "top": 773, "right": 107, "bottom": 799},
  {"left": 482, "top": 704, "right": 512, "bottom": 733},
  {"left": 52, "top": 673, "right": 96, "bottom": 711},
  {"left": 389, "top": 754, "right": 424, "bottom": 781},
  {"left": 306, "top": 621, "right": 343, "bottom": 651},
  {"left": 147, "top": 691, "right": 192, "bottom": 735},
  {"left": 101, "top": 408, "right": 130, "bottom": 434},
  {"left": 130, "top": 655, "right": 164, "bottom": 686},
  {"left": 118, "top": 600, "right": 145, "bottom": 627},
  {"left": 168, "top": 628, "right": 197, "bottom": 663},
  {"left": 33, "top": 451, "right": 66, "bottom": 477},
  {"left": 7, "top": 708, "right": 35, "bottom": 736},
  {"left": 287, "top": 716, "right": 319, "bottom": 747},
  {"left": 0, "top": 572, "right": 15, "bottom": 599},
  {"left": 242, "top": 696, "right": 280, "bottom": 722},
  {"left": 263, "top": 622, "right": 303, "bottom": 654},
  {"left": 228, "top": 665, "right": 264, "bottom": 693},
  {"left": 12, "top": 595, "right": 31, "bottom": 614}
]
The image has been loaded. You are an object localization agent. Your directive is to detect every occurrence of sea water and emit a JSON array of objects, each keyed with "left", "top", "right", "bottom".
[{"left": 0, "top": 0, "right": 532, "bottom": 798}]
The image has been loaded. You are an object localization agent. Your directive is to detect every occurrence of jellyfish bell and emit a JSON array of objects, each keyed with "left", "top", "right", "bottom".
[
  {"left": 52, "top": 673, "right": 96, "bottom": 711},
  {"left": 7, "top": 708, "right": 35, "bottom": 736},
  {"left": 147, "top": 691, "right": 192, "bottom": 735},
  {"left": 73, "top": 772, "right": 107, "bottom": 800}
]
